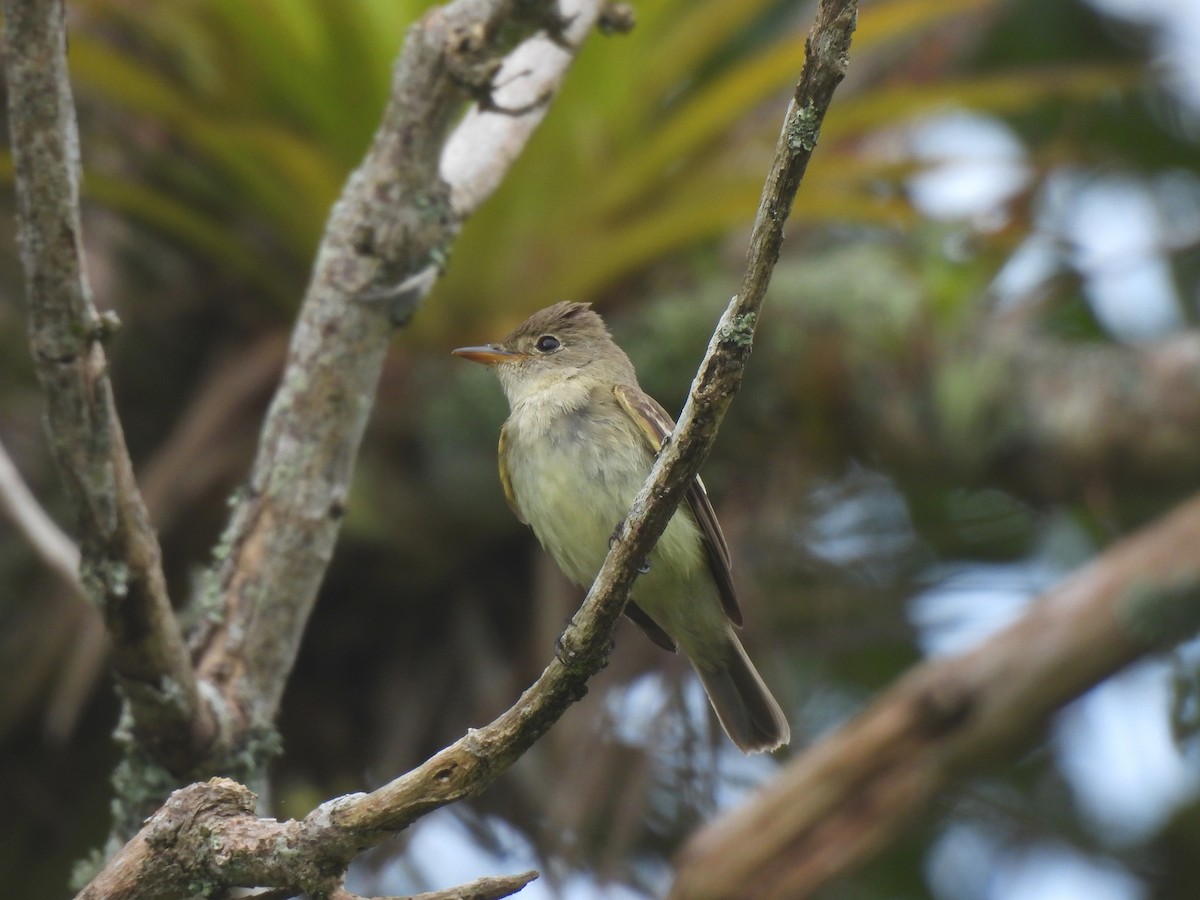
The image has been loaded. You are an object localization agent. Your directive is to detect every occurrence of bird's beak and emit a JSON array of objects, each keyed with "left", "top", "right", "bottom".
[{"left": 452, "top": 344, "right": 522, "bottom": 365}]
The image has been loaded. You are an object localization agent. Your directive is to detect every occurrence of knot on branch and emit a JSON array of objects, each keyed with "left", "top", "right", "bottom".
[
  {"left": 145, "top": 778, "right": 257, "bottom": 850},
  {"left": 913, "top": 680, "right": 976, "bottom": 738},
  {"left": 554, "top": 621, "right": 609, "bottom": 684}
]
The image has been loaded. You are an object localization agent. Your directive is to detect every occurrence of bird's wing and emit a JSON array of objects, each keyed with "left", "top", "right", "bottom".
[
  {"left": 497, "top": 422, "right": 527, "bottom": 524},
  {"left": 612, "top": 383, "right": 743, "bottom": 627},
  {"left": 625, "top": 601, "right": 678, "bottom": 651}
]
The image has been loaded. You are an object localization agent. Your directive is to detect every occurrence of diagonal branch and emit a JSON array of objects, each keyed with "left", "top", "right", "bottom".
[
  {"left": 330, "top": 0, "right": 858, "bottom": 842},
  {"left": 672, "top": 492, "right": 1200, "bottom": 899},
  {"left": 2, "top": 0, "right": 211, "bottom": 773},
  {"left": 588, "top": 0, "right": 859, "bottom": 589}
]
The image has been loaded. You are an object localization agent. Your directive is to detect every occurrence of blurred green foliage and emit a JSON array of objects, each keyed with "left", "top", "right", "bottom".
[{"left": 43, "top": 0, "right": 1132, "bottom": 336}]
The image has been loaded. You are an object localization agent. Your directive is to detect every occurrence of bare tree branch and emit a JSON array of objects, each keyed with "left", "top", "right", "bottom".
[
  {"left": 76, "top": 0, "right": 858, "bottom": 892},
  {"left": 555, "top": 0, "right": 857, "bottom": 669},
  {"left": 2, "top": 0, "right": 212, "bottom": 772},
  {"left": 0, "top": 438, "right": 107, "bottom": 741},
  {"left": 673, "top": 491, "right": 1200, "bottom": 899},
  {"left": 0, "top": 435, "right": 81, "bottom": 591},
  {"left": 442, "top": 2, "right": 593, "bottom": 214}
]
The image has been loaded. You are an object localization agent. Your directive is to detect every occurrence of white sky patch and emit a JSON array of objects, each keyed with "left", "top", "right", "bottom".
[
  {"left": 1053, "top": 660, "right": 1200, "bottom": 844},
  {"left": 991, "top": 844, "right": 1146, "bottom": 900},
  {"left": 803, "top": 467, "right": 915, "bottom": 568},
  {"left": 927, "top": 822, "right": 997, "bottom": 900},
  {"left": 1061, "top": 175, "right": 1186, "bottom": 340},
  {"left": 989, "top": 234, "right": 1063, "bottom": 311},
  {"left": 908, "top": 560, "right": 1059, "bottom": 657},
  {"left": 606, "top": 672, "right": 783, "bottom": 799},
  {"left": 929, "top": 824, "right": 1148, "bottom": 900},
  {"left": 1087, "top": 0, "right": 1200, "bottom": 110},
  {"left": 906, "top": 112, "right": 1030, "bottom": 224},
  {"left": 605, "top": 670, "right": 676, "bottom": 748}
]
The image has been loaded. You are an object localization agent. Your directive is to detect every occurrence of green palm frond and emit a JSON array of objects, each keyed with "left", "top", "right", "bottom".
[{"left": 34, "top": 0, "right": 1132, "bottom": 337}]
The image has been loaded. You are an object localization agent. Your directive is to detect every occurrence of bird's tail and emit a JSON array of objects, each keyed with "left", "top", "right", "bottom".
[{"left": 693, "top": 631, "right": 790, "bottom": 754}]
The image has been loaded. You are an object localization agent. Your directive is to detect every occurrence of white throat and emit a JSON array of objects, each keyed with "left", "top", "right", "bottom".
[{"left": 500, "top": 369, "right": 592, "bottom": 433}]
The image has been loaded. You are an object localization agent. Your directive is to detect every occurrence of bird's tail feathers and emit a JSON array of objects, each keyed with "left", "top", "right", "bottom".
[{"left": 693, "top": 633, "right": 790, "bottom": 754}]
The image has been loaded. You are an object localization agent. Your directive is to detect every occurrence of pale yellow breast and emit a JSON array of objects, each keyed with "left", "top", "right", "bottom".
[{"left": 503, "top": 385, "right": 705, "bottom": 590}]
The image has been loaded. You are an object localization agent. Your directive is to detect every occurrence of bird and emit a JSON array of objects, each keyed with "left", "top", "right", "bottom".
[{"left": 453, "top": 301, "right": 789, "bottom": 753}]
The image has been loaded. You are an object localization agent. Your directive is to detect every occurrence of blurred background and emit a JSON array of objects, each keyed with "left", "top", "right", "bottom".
[{"left": 3, "top": 0, "right": 1200, "bottom": 896}]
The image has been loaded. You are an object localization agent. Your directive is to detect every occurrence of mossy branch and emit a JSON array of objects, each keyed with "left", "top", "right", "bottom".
[{"left": 2, "top": 0, "right": 212, "bottom": 774}]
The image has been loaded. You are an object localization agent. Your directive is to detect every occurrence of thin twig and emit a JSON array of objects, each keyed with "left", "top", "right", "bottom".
[
  {"left": 0, "top": 436, "right": 81, "bottom": 591},
  {"left": 589, "top": 0, "right": 858, "bottom": 589},
  {"left": 2, "top": 0, "right": 211, "bottom": 771},
  {"left": 333, "top": 869, "right": 539, "bottom": 900},
  {"left": 0, "top": 441, "right": 107, "bottom": 741}
]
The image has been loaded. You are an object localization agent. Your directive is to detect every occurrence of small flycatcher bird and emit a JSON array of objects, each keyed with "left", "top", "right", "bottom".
[{"left": 453, "top": 301, "right": 789, "bottom": 753}]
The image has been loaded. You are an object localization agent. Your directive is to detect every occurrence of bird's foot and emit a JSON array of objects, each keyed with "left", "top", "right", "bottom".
[{"left": 608, "top": 521, "right": 624, "bottom": 550}]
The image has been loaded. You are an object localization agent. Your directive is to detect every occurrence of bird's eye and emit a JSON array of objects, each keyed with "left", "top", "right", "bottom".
[{"left": 534, "top": 335, "right": 561, "bottom": 353}]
